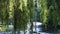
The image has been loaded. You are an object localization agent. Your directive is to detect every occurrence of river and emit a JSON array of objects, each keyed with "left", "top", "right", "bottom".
[{"left": 0, "top": 22, "right": 60, "bottom": 34}]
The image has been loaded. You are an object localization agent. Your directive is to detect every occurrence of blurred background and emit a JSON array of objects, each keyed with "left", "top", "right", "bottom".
[{"left": 0, "top": 0, "right": 60, "bottom": 34}]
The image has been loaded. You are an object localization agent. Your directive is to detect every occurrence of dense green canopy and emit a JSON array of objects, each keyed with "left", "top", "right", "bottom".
[{"left": 0, "top": 0, "right": 60, "bottom": 33}]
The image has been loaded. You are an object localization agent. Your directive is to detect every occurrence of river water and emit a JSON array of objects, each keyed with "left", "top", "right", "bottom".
[{"left": 0, "top": 22, "right": 60, "bottom": 34}]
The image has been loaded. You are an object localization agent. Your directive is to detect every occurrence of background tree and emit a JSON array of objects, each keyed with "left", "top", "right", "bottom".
[
  {"left": 40, "top": 0, "right": 49, "bottom": 31},
  {"left": 56, "top": 0, "right": 60, "bottom": 26},
  {"left": 47, "top": 0, "right": 58, "bottom": 31},
  {"left": 0, "top": 0, "right": 9, "bottom": 32},
  {"left": 14, "top": 0, "right": 29, "bottom": 34},
  {"left": 27, "top": 0, "right": 34, "bottom": 34}
]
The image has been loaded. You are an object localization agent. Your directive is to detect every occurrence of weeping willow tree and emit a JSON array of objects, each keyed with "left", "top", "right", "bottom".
[
  {"left": 1, "top": 0, "right": 9, "bottom": 25},
  {"left": 40, "top": 0, "right": 49, "bottom": 31},
  {"left": 46, "top": 0, "right": 58, "bottom": 31},
  {"left": 27, "top": 0, "right": 34, "bottom": 34},
  {"left": 56, "top": 0, "right": 60, "bottom": 26},
  {"left": 40, "top": 0, "right": 59, "bottom": 31},
  {"left": 0, "top": 0, "right": 3, "bottom": 25},
  {"left": 8, "top": 0, "right": 14, "bottom": 25},
  {"left": 22, "top": 0, "right": 30, "bottom": 33},
  {"left": 14, "top": 0, "right": 22, "bottom": 34},
  {"left": 14, "top": 0, "right": 29, "bottom": 34},
  {"left": 8, "top": 0, "right": 15, "bottom": 33},
  {"left": 0, "top": 0, "right": 14, "bottom": 32},
  {"left": 0, "top": 3, "right": 2, "bottom": 31},
  {"left": 0, "top": 0, "right": 9, "bottom": 31}
]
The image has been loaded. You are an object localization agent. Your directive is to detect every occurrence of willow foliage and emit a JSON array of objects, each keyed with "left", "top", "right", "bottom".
[{"left": 14, "top": 0, "right": 29, "bottom": 31}]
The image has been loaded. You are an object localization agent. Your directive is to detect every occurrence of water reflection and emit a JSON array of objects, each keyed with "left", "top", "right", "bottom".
[{"left": 0, "top": 22, "right": 60, "bottom": 34}]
